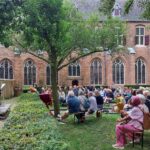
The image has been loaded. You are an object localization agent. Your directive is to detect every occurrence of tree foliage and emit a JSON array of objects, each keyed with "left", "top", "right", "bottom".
[
  {"left": 125, "top": 0, "right": 150, "bottom": 19},
  {"left": 99, "top": 0, "right": 115, "bottom": 17},
  {"left": 0, "top": 0, "right": 126, "bottom": 116},
  {"left": 99, "top": 0, "right": 150, "bottom": 20}
]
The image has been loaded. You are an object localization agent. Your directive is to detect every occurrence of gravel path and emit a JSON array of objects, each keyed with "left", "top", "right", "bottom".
[{"left": 0, "top": 97, "right": 18, "bottom": 129}]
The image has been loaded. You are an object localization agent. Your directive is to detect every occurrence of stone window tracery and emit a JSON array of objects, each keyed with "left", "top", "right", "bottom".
[
  {"left": 0, "top": 59, "right": 13, "bottom": 79},
  {"left": 68, "top": 61, "right": 80, "bottom": 77},
  {"left": 90, "top": 59, "right": 102, "bottom": 85},
  {"left": 24, "top": 59, "right": 36, "bottom": 85},
  {"left": 46, "top": 65, "right": 51, "bottom": 85},
  {"left": 112, "top": 59, "right": 124, "bottom": 84},
  {"left": 135, "top": 58, "right": 145, "bottom": 84}
]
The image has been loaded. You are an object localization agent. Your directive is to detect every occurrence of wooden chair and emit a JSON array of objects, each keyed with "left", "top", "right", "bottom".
[{"left": 132, "top": 113, "right": 150, "bottom": 148}]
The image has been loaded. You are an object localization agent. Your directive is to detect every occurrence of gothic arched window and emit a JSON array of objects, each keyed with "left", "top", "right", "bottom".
[
  {"left": 46, "top": 65, "right": 51, "bottom": 85},
  {"left": 0, "top": 59, "right": 13, "bottom": 79},
  {"left": 90, "top": 59, "right": 102, "bottom": 85},
  {"left": 135, "top": 58, "right": 145, "bottom": 84},
  {"left": 24, "top": 59, "right": 36, "bottom": 85},
  {"left": 68, "top": 62, "right": 80, "bottom": 76},
  {"left": 112, "top": 59, "right": 124, "bottom": 84}
]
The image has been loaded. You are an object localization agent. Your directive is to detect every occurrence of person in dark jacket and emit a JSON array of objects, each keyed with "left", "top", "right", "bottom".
[
  {"left": 58, "top": 90, "right": 80, "bottom": 121},
  {"left": 95, "top": 90, "right": 104, "bottom": 110}
]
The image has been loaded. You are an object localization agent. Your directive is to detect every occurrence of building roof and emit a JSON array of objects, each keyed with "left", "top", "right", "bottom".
[{"left": 73, "top": 0, "right": 148, "bottom": 22}]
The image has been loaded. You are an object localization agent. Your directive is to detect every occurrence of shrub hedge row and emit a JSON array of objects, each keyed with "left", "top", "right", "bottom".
[{"left": 0, "top": 93, "right": 68, "bottom": 150}]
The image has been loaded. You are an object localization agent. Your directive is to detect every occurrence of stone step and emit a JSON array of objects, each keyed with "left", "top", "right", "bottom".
[{"left": 0, "top": 104, "right": 10, "bottom": 119}]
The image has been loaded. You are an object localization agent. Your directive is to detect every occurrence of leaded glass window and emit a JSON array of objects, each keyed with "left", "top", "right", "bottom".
[
  {"left": 112, "top": 59, "right": 124, "bottom": 84},
  {"left": 0, "top": 59, "right": 13, "bottom": 79},
  {"left": 68, "top": 62, "right": 80, "bottom": 76},
  {"left": 135, "top": 58, "right": 145, "bottom": 84},
  {"left": 24, "top": 59, "right": 36, "bottom": 85},
  {"left": 90, "top": 59, "right": 102, "bottom": 85},
  {"left": 46, "top": 65, "right": 51, "bottom": 85}
]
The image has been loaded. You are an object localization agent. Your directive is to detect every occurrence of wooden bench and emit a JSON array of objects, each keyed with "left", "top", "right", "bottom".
[{"left": 73, "top": 112, "right": 85, "bottom": 123}]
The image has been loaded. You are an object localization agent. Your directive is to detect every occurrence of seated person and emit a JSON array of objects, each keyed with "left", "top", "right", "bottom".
[
  {"left": 58, "top": 87, "right": 66, "bottom": 105},
  {"left": 104, "top": 89, "right": 114, "bottom": 103},
  {"left": 86, "top": 92, "right": 97, "bottom": 115},
  {"left": 137, "top": 94, "right": 149, "bottom": 113},
  {"left": 29, "top": 86, "right": 37, "bottom": 93},
  {"left": 112, "top": 96, "right": 143, "bottom": 149},
  {"left": 58, "top": 90, "right": 82, "bottom": 121},
  {"left": 112, "top": 93, "right": 125, "bottom": 113},
  {"left": 78, "top": 91, "right": 88, "bottom": 112}
]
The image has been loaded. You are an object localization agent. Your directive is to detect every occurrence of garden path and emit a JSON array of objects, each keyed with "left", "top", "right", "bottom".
[{"left": 0, "top": 97, "right": 18, "bottom": 128}]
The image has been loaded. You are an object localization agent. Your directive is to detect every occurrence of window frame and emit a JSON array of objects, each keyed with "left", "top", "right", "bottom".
[
  {"left": 135, "top": 26, "right": 145, "bottom": 46},
  {"left": 90, "top": 59, "right": 102, "bottom": 85},
  {"left": 135, "top": 58, "right": 146, "bottom": 84},
  {"left": 112, "top": 59, "right": 124, "bottom": 84},
  {"left": 0, "top": 59, "right": 13, "bottom": 80},
  {"left": 46, "top": 65, "right": 51, "bottom": 85},
  {"left": 68, "top": 61, "right": 80, "bottom": 77},
  {"left": 24, "top": 59, "right": 36, "bottom": 85}
]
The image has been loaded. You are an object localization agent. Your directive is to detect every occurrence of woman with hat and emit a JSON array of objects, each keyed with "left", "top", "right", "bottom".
[{"left": 112, "top": 96, "right": 144, "bottom": 149}]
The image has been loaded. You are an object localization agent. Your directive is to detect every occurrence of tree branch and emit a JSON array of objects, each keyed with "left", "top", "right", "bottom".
[
  {"left": 57, "top": 47, "right": 76, "bottom": 67},
  {"left": 57, "top": 50, "right": 102, "bottom": 71},
  {"left": 27, "top": 50, "right": 49, "bottom": 63},
  {"left": 14, "top": 37, "right": 49, "bottom": 63}
]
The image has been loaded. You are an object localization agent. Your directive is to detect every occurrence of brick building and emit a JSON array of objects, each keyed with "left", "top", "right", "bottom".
[{"left": 0, "top": 0, "right": 150, "bottom": 89}]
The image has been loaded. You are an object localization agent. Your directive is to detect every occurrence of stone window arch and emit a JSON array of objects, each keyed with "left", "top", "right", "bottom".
[
  {"left": 68, "top": 61, "right": 80, "bottom": 76},
  {"left": 90, "top": 59, "right": 102, "bottom": 85},
  {"left": 46, "top": 65, "right": 51, "bottom": 85},
  {"left": 24, "top": 59, "right": 36, "bottom": 85},
  {"left": 135, "top": 58, "right": 145, "bottom": 84},
  {"left": 112, "top": 59, "right": 124, "bottom": 84},
  {"left": 0, "top": 59, "right": 13, "bottom": 79}
]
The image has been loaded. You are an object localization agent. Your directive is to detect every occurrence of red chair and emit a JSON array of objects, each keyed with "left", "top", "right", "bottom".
[{"left": 39, "top": 93, "right": 52, "bottom": 109}]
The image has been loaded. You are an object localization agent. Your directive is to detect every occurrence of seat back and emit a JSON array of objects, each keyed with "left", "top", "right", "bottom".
[{"left": 143, "top": 113, "right": 150, "bottom": 130}]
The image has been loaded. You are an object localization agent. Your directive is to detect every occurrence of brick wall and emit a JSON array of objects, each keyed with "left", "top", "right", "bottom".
[{"left": 0, "top": 22, "right": 150, "bottom": 87}]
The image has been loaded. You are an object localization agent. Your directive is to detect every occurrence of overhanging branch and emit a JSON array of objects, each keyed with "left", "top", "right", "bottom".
[
  {"left": 14, "top": 38, "right": 49, "bottom": 63},
  {"left": 57, "top": 50, "right": 102, "bottom": 71}
]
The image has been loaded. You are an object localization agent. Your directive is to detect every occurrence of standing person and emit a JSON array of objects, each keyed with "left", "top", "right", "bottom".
[
  {"left": 112, "top": 96, "right": 143, "bottom": 149},
  {"left": 95, "top": 90, "right": 104, "bottom": 109}
]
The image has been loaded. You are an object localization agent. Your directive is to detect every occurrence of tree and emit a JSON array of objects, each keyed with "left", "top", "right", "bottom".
[
  {"left": 124, "top": 0, "right": 150, "bottom": 19},
  {"left": 0, "top": 0, "right": 126, "bottom": 116},
  {"left": 98, "top": 0, "right": 150, "bottom": 19},
  {"left": 99, "top": 0, "right": 115, "bottom": 17}
]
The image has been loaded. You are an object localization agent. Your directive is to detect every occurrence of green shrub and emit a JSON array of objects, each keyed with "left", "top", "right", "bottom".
[
  {"left": 0, "top": 93, "right": 68, "bottom": 150},
  {"left": 124, "top": 84, "right": 150, "bottom": 89}
]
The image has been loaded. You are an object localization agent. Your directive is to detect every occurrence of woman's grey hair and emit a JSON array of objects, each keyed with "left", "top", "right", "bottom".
[
  {"left": 68, "top": 90, "right": 74, "bottom": 96},
  {"left": 137, "top": 94, "right": 146, "bottom": 103}
]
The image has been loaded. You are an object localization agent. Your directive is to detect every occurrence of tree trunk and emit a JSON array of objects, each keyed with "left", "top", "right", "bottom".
[{"left": 49, "top": 50, "right": 60, "bottom": 117}]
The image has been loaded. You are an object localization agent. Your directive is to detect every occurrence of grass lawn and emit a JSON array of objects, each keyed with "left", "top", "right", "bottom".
[
  {"left": 59, "top": 113, "right": 150, "bottom": 150},
  {"left": 0, "top": 94, "right": 150, "bottom": 150}
]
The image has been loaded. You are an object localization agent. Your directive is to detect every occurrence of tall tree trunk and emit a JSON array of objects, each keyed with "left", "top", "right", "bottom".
[{"left": 49, "top": 50, "right": 60, "bottom": 117}]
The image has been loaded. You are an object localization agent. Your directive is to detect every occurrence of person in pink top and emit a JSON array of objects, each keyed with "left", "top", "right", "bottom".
[{"left": 112, "top": 96, "right": 143, "bottom": 149}]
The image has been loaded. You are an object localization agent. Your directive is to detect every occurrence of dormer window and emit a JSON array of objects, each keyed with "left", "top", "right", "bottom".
[{"left": 112, "top": 3, "right": 121, "bottom": 17}]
